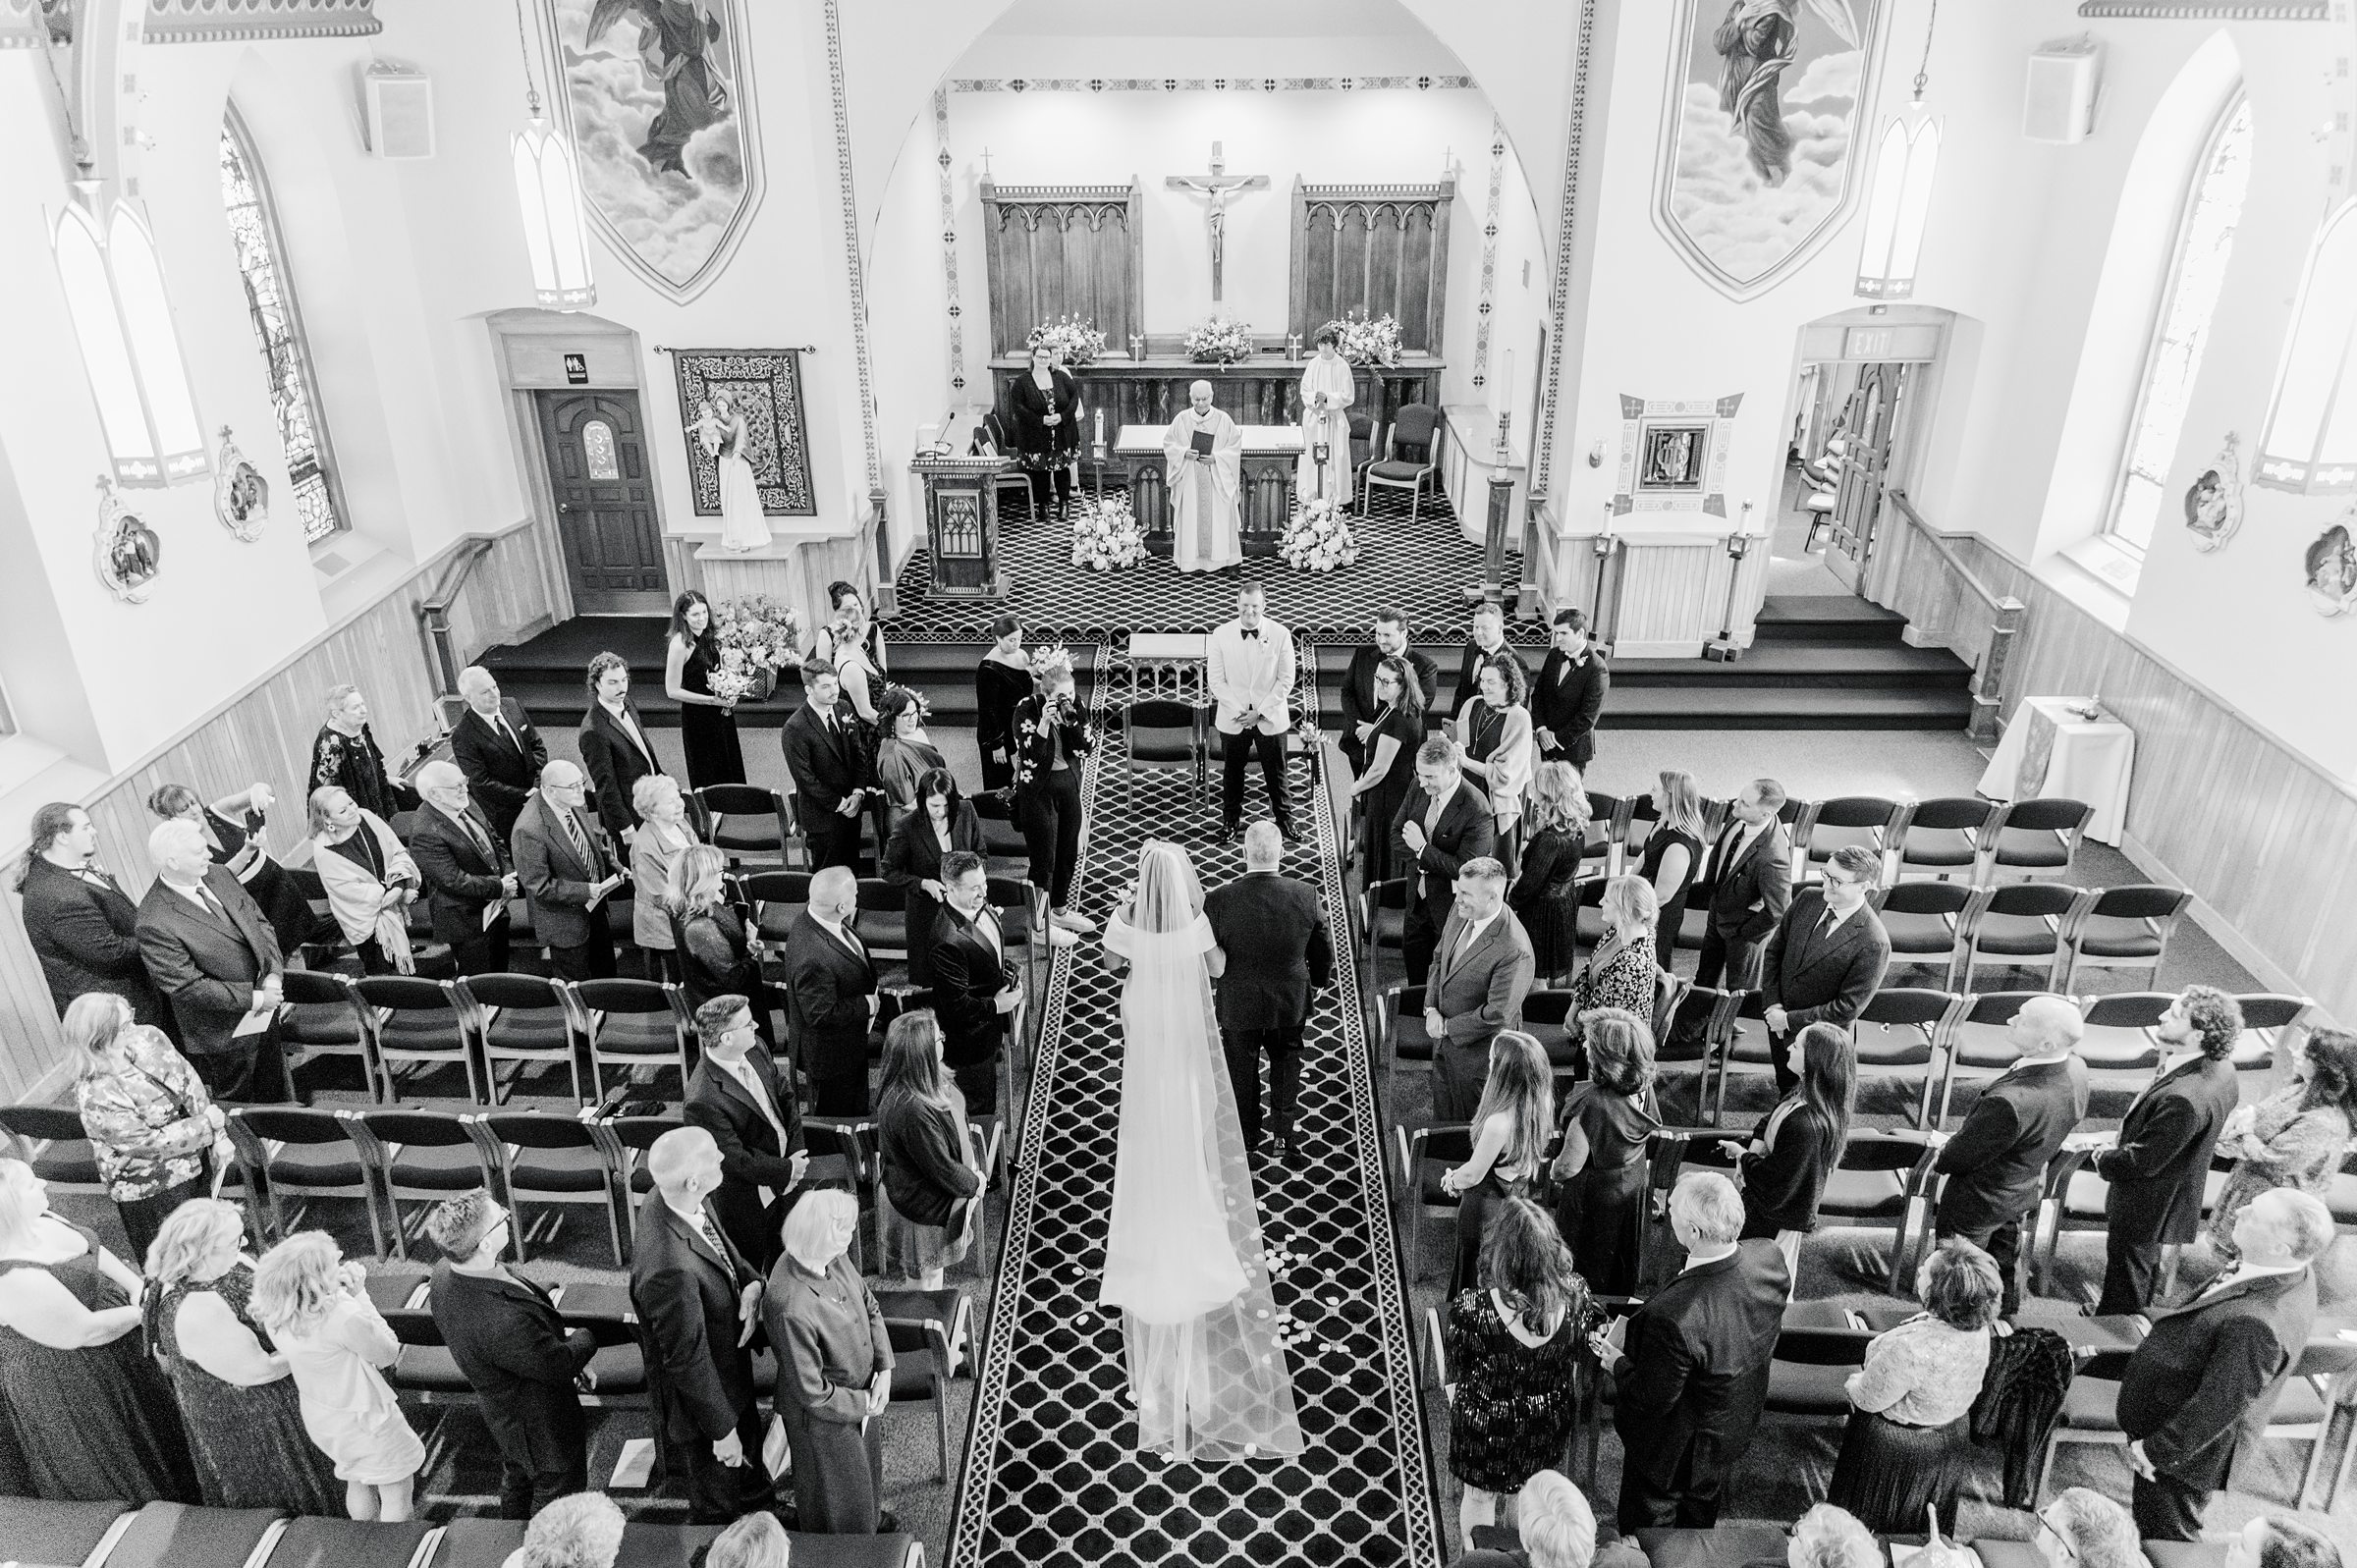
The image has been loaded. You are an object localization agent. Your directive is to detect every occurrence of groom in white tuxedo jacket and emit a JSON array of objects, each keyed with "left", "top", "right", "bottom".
[{"left": 1208, "top": 580, "right": 1299, "bottom": 844}]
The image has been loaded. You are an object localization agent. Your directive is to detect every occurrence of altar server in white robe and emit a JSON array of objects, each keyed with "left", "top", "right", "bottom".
[
  {"left": 1295, "top": 327, "right": 1355, "bottom": 508},
  {"left": 1164, "top": 381, "right": 1243, "bottom": 573}
]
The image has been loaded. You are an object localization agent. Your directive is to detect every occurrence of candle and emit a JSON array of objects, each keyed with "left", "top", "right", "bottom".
[{"left": 1094, "top": 407, "right": 1104, "bottom": 445}]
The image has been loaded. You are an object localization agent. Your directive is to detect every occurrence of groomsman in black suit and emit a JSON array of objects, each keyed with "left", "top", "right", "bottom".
[
  {"left": 780, "top": 867, "right": 879, "bottom": 1115},
  {"left": 782, "top": 666, "right": 873, "bottom": 872},
  {"left": 1391, "top": 736, "right": 1498, "bottom": 986},
  {"left": 1204, "top": 822, "right": 1334, "bottom": 1162},
  {"left": 135, "top": 818, "right": 289, "bottom": 1102},
  {"left": 1337, "top": 609, "right": 1439, "bottom": 774},
  {"left": 1529, "top": 608, "right": 1610, "bottom": 769},
  {"left": 450, "top": 666, "right": 547, "bottom": 842},
  {"left": 930, "top": 851, "right": 1021, "bottom": 1116},
  {"left": 1450, "top": 600, "right": 1532, "bottom": 721},
  {"left": 1758, "top": 844, "right": 1890, "bottom": 1094},
  {"left": 17, "top": 802, "right": 176, "bottom": 1037},
  {"left": 511, "top": 761, "right": 626, "bottom": 981},
  {"left": 1931, "top": 995, "right": 2088, "bottom": 1318},
  {"left": 683, "top": 995, "right": 809, "bottom": 1270},
  {"left": 2076, "top": 987, "right": 2243, "bottom": 1314},
  {"left": 409, "top": 761, "right": 519, "bottom": 976},
  {"left": 1692, "top": 779, "right": 1793, "bottom": 995},
  {"left": 2116, "top": 1188, "right": 2330, "bottom": 1539}
]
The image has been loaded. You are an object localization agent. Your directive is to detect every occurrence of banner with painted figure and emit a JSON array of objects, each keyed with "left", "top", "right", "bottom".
[{"left": 1655, "top": 0, "right": 1887, "bottom": 299}]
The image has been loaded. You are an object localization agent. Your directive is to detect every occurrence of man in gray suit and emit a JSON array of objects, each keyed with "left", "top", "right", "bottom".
[
  {"left": 135, "top": 817, "right": 290, "bottom": 1102},
  {"left": 1424, "top": 857, "right": 1536, "bottom": 1121},
  {"left": 511, "top": 760, "right": 627, "bottom": 981}
]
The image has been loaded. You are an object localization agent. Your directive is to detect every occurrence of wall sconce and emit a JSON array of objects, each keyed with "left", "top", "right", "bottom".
[
  {"left": 1856, "top": 4, "right": 1943, "bottom": 300},
  {"left": 1587, "top": 440, "right": 1607, "bottom": 469},
  {"left": 510, "top": 0, "right": 594, "bottom": 308}
]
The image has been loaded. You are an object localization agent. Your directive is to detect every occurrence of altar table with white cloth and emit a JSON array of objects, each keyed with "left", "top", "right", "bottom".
[{"left": 1976, "top": 695, "right": 2135, "bottom": 845}]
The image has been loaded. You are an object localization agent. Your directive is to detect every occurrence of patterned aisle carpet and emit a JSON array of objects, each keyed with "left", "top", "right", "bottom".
[{"left": 946, "top": 646, "right": 1444, "bottom": 1568}]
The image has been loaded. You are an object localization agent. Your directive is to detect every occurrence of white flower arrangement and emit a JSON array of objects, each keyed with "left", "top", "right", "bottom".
[
  {"left": 1183, "top": 316, "right": 1255, "bottom": 364},
  {"left": 710, "top": 596, "right": 804, "bottom": 688},
  {"left": 1026, "top": 314, "right": 1108, "bottom": 367},
  {"left": 1069, "top": 494, "right": 1148, "bottom": 571},
  {"left": 1278, "top": 495, "right": 1359, "bottom": 574},
  {"left": 1319, "top": 308, "right": 1403, "bottom": 367}
]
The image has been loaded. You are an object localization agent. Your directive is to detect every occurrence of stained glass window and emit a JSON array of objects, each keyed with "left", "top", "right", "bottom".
[
  {"left": 2107, "top": 96, "right": 2253, "bottom": 555},
  {"left": 582, "top": 419, "right": 620, "bottom": 480},
  {"left": 219, "top": 113, "right": 346, "bottom": 543}
]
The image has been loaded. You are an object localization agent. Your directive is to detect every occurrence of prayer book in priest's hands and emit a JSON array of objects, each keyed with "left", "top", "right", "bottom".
[{"left": 1190, "top": 428, "right": 1216, "bottom": 456}]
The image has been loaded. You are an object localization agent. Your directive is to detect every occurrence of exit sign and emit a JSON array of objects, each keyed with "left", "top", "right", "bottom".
[{"left": 563, "top": 352, "right": 589, "bottom": 385}]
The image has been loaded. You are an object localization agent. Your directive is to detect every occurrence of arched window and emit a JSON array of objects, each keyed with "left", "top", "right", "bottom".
[
  {"left": 2105, "top": 95, "right": 2253, "bottom": 556},
  {"left": 54, "top": 201, "right": 209, "bottom": 487},
  {"left": 219, "top": 110, "right": 346, "bottom": 543},
  {"left": 2257, "top": 200, "right": 2357, "bottom": 495}
]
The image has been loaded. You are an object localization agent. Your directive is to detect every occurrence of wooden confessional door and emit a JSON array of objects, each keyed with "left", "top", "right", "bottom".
[
  {"left": 1823, "top": 361, "right": 1909, "bottom": 591},
  {"left": 535, "top": 390, "right": 669, "bottom": 615}
]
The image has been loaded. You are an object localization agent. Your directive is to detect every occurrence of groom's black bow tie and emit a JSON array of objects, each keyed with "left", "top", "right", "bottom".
[{"left": 1240, "top": 627, "right": 1260, "bottom": 640}]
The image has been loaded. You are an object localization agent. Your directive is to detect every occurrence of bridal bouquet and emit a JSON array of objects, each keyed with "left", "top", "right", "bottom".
[
  {"left": 1278, "top": 496, "right": 1358, "bottom": 573},
  {"left": 710, "top": 595, "right": 804, "bottom": 698},
  {"left": 1026, "top": 314, "right": 1107, "bottom": 367},
  {"left": 1320, "top": 308, "right": 1403, "bottom": 367},
  {"left": 1184, "top": 317, "right": 1254, "bottom": 364},
  {"left": 1070, "top": 494, "right": 1148, "bottom": 571}
]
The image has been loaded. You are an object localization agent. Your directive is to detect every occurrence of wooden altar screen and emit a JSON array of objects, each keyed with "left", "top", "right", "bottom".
[
  {"left": 979, "top": 181, "right": 1145, "bottom": 357},
  {"left": 1288, "top": 180, "right": 1454, "bottom": 352}
]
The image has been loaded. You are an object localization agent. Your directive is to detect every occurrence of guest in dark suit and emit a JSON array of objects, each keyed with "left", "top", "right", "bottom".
[
  {"left": 1528, "top": 609, "right": 1609, "bottom": 769},
  {"left": 449, "top": 667, "right": 547, "bottom": 842},
  {"left": 1758, "top": 845, "right": 1891, "bottom": 1095},
  {"left": 424, "top": 1190, "right": 595, "bottom": 1519},
  {"left": 2116, "top": 1187, "right": 2331, "bottom": 1540},
  {"left": 1691, "top": 780, "right": 1793, "bottom": 998},
  {"left": 1451, "top": 602, "right": 1532, "bottom": 722},
  {"left": 630, "top": 1125, "right": 775, "bottom": 1525},
  {"left": 766, "top": 1188, "right": 895, "bottom": 1535},
  {"left": 882, "top": 769, "right": 982, "bottom": 991},
  {"left": 1603, "top": 1170, "right": 1792, "bottom": 1533},
  {"left": 1202, "top": 823, "right": 1333, "bottom": 1161},
  {"left": 782, "top": 665, "right": 874, "bottom": 873},
  {"left": 1425, "top": 859, "right": 1537, "bottom": 1123},
  {"left": 307, "top": 684, "right": 415, "bottom": 822},
  {"left": 780, "top": 868, "right": 878, "bottom": 1117},
  {"left": 135, "top": 818, "right": 290, "bottom": 1103},
  {"left": 1338, "top": 609, "right": 1440, "bottom": 774},
  {"left": 1394, "top": 736, "right": 1499, "bottom": 986},
  {"left": 1932, "top": 995, "right": 2089, "bottom": 1317},
  {"left": 145, "top": 784, "right": 320, "bottom": 959},
  {"left": 2078, "top": 987, "right": 2244, "bottom": 1314},
  {"left": 684, "top": 995, "right": 810, "bottom": 1271},
  {"left": 407, "top": 762, "right": 517, "bottom": 976},
  {"left": 16, "top": 803, "right": 174, "bottom": 1037},
  {"left": 1724, "top": 1021, "right": 1855, "bottom": 1245},
  {"left": 510, "top": 761, "right": 626, "bottom": 981},
  {"left": 577, "top": 651, "right": 667, "bottom": 847},
  {"left": 930, "top": 850, "right": 1020, "bottom": 1116}
]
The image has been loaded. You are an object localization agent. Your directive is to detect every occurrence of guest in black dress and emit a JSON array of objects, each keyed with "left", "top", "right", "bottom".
[
  {"left": 309, "top": 685, "right": 416, "bottom": 821},
  {"left": 0, "top": 1158, "right": 197, "bottom": 1504},
  {"left": 1549, "top": 1008, "right": 1661, "bottom": 1296},
  {"left": 1723, "top": 1021, "right": 1854, "bottom": 1251},
  {"left": 147, "top": 784, "right": 321, "bottom": 956},
  {"left": 974, "top": 615, "right": 1031, "bottom": 793},
  {"left": 666, "top": 589, "right": 747, "bottom": 789},
  {"left": 1507, "top": 762, "right": 1588, "bottom": 988},
  {"left": 141, "top": 1198, "right": 339, "bottom": 1513},
  {"left": 875, "top": 1010, "right": 983, "bottom": 1290},
  {"left": 1440, "top": 1030, "right": 1554, "bottom": 1297},
  {"left": 667, "top": 843, "right": 777, "bottom": 1046},
  {"left": 1011, "top": 648, "right": 1094, "bottom": 946},
  {"left": 1008, "top": 343, "right": 1081, "bottom": 521},
  {"left": 765, "top": 1188, "right": 895, "bottom": 1534},
  {"left": 1444, "top": 1195, "right": 1596, "bottom": 1544},
  {"left": 18, "top": 803, "right": 177, "bottom": 1038},
  {"left": 1345, "top": 654, "right": 1425, "bottom": 884},
  {"left": 882, "top": 770, "right": 983, "bottom": 990},
  {"left": 1826, "top": 1239, "right": 1999, "bottom": 1532},
  {"left": 1637, "top": 770, "right": 1705, "bottom": 971}
]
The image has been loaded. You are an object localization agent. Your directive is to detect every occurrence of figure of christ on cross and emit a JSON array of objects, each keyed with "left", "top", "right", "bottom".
[{"left": 1166, "top": 141, "right": 1269, "bottom": 302}]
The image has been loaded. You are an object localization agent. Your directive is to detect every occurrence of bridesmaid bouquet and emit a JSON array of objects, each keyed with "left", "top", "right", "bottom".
[
  {"left": 1070, "top": 495, "right": 1148, "bottom": 571},
  {"left": 1183, "top": 317, "right": 1255, "bottom": 364},
  {"left": 1321, "top": 308, "right": 1403, "bottom": 367},
  {"left": 1026, "top": 314, "right": 1107, "bottom": 367},
  {"left": 1279, "top": 496, "right": 1358, "bottom": 573},
  {"left": 706, "top": 648, "right": 758, "bottom": 707}
]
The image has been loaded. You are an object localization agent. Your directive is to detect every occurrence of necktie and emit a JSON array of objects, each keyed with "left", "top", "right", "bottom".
[
  {"left": 1452, "top": 920, "right": 1480, "bottom": 971},
  {"left": 497, "top": 717, "right": 520, "bottom": 754},
  {"left": 562, "top": 809, "right": 591, "bottom": 868},
  {"left": 196, "top": 884, "right": 229, "bottom": 923},
  {"left": 694, "top": 1206, "right": 733, "bottom": 1269},
  {"left": 457, "top": 809, "right": 494, "bottom": 860}
]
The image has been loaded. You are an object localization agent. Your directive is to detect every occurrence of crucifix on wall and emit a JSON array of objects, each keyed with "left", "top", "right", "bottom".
[{"left": 1166, "top": 140, "right": 1268, "bottom": 301}]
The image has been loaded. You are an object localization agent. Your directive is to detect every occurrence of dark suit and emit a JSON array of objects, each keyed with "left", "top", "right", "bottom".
[
  {"left": 511, "top": 790, "right": 619, "bottom": 980},
  {"left": 19, "top": 857, "right": 175, "bottom": 1038},
  {"left": 780, "top": 912, "right": 878, "bottom": 1117},
  {"left": 428, "top": 1262, "right": 595, "bottom": 1518},
  {"left": 2117, "top": 1265, "right": 2318, "bottom": 1539},
  {"left": 630, "top": 1199, "right": 774, "bottom": 1523},
  {"left": 1392, "top": 781, "right": 1498, "bottom": 986},
  {"left": 408, "top": 802, "right": 512, "bottom": 975},
  {"left": 2093, "top": 1054, "right": 2239, "bottom": 1314},
  {"left": 134, "top": 868, "right": 289, "bottom": 1102},
  {"left": 782, "top": 700, "right": 872, "bottom": 872},
  {"left": 931, "top": 904, "right": 1014, "bottom": 1115},
  {"left": 1451, "top": 638, "right": 1533, "bottom": 721},
  {"left": 1426, "top": 905, "right": 1537, "bottom": 1122},
  {"left": 1204, "top": 871, "right": 1334, "bottom": 1150},
  {"left": 1691, "top": 820, "right": 1792, "bottom": 997},
  {"left": 1338, "top": 644, "right": 1440, "bottom": 773},
  {"left": 1530, "top": 647, "right": 1610, "bottom": 768},
  {"left": 1935, "top": 1055, "right": 2089, "bottom": 1316},
  {"left": 449, "top": 700, "right": 547, "bottom": 841},
  {"left": 684, "top": 1043, "right": 808, "bottom": 1270},
  {"left": 1613, "top": 1239, "right": 1792, "bottom": 1532},
  {"left": 577, "top": 701, "right": 665, "bottom": 844},
  {"left": 1757, "top": 891, "right": 1890, "bottom": 1094}
]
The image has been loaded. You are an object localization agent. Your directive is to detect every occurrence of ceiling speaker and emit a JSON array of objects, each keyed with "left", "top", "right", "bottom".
[
  {"left": 2024, "top": 39, "right": 2101, "bottom": 145},
  {"left": 365, "top": 63, "right": 435, "bottom": 160}
]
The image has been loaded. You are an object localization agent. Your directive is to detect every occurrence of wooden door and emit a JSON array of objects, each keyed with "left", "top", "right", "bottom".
[
  {"left": 536, "top": 390, "right": 668, "bottom": 615},
  {"left": 1823, "top": 362, "right": 1908, "bottom": 592}
]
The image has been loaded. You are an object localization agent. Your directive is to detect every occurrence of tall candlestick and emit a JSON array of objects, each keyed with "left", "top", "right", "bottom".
[{"left": 1094, "top": 407, "right": 1104, "bottom": 445}]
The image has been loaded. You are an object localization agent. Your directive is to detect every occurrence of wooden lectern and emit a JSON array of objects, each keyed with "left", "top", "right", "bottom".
[{"left": 912, "top": 454, "right": 1013, "bottom": 598}]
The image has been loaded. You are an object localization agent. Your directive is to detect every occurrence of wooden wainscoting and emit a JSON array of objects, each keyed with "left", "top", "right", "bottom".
[{"left": 0, "top": 519, "right": 560, "bottom": 1100}]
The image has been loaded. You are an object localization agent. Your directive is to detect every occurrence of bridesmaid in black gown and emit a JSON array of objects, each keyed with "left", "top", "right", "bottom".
[
  {"left": 666, "top": 589, "right": 747, "bottom": 789},
  {"left": 974, "top": 614, "right": 1031, "bottom": 793},
  {"left": 0, "top": 1160, "right": 196, "bottom": 1504},
  {"left": 1345, "top": 655, "right": 1426, "bottom": 885}
]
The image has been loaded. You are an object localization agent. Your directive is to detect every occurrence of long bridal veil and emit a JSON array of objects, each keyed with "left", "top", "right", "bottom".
[{"left": 1098, "top": 840, "right": 1303, "bottom": 1461}]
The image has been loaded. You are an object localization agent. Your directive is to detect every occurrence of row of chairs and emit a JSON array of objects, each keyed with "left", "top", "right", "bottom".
[{"left": 1579, "top": 792, "right": 2094, "bottom": 891}]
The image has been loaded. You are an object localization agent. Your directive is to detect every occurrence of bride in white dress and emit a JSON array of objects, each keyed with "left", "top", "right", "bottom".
[{"left": 1098, "top": 840, "right": 1303, "bottom": 1462}]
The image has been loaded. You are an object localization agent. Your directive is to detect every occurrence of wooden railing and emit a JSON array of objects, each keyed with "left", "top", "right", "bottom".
[
  {"left": 415, "top": 534, "right": 502, "bottom": 696},
  {"left": 1870, "top": 487, "right": 2024, "bottom": 742}
]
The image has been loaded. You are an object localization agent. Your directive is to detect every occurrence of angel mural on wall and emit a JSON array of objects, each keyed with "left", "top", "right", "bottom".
[
  {"left": 1715, "top": 0, "right": 1861, "bottom": 187},
  {"left": 584, "top": 0, "right": 734, "bottom": 178}
]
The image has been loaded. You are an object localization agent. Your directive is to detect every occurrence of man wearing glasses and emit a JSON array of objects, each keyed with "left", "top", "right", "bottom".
[{"left": 1757, "top": 843, "right": 1891, "bottom": 1097}]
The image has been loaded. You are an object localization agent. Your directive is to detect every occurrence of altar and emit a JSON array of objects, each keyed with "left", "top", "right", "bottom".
[{"left": 1115, "top": 423, "right": 1305, "bottom": 557}]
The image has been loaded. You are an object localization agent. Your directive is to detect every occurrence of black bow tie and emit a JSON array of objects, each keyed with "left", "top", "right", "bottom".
[{"left": 1240, "top": 627, "right": 1260, "bottom": 640}]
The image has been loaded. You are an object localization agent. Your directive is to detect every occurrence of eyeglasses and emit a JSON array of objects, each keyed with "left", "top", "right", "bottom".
[{"left": 2035, "top": 1517, "right": 2076, "bottom": 1560}]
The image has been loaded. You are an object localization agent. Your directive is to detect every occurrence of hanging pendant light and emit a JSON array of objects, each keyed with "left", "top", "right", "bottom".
[
  {"left": 510, "top": 1, "right": 594, "bottom": 308},
  {"left": 1857, "top": 1, "right": 1943, "bottom": 300}
]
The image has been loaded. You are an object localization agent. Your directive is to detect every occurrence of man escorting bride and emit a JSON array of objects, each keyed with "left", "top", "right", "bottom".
[{"left": 1097, "top": 839, "right": 1305, "bottom": 1463}]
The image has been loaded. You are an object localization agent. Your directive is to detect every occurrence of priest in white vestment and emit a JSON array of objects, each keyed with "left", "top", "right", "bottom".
[
  {"left": 1164, "top": 381, "right": 1243, "bottom": 573},
  {"left": 1294, "top": 329, "right": 1355, "bottom": 508}
]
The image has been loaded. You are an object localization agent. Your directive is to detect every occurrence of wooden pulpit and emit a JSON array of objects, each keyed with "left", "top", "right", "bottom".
[{"left": 912, "top": 455, "right": 1012, "bottom": 598}]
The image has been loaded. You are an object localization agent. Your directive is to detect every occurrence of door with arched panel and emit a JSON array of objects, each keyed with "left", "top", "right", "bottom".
[{"left": 535, "top": 390, "right": 668, "bottom": 614}]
